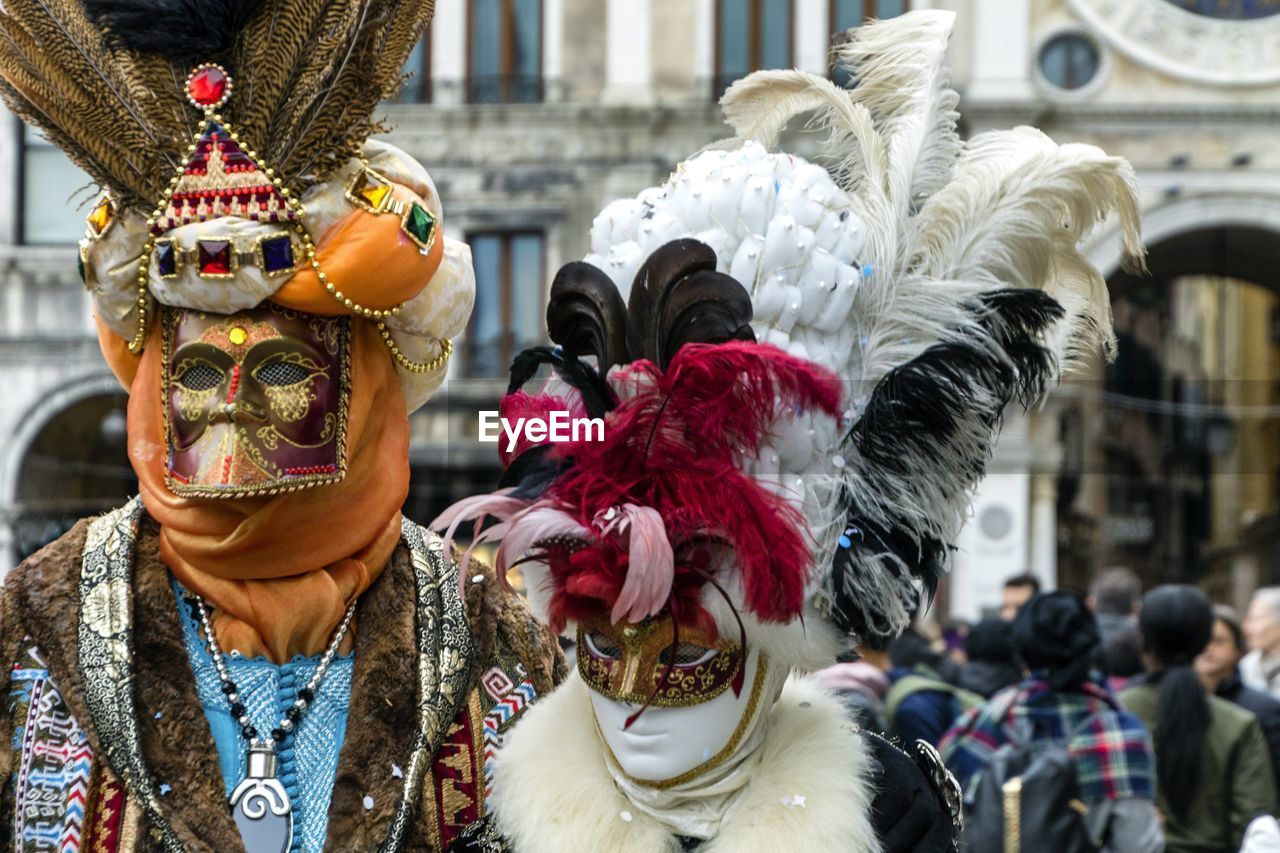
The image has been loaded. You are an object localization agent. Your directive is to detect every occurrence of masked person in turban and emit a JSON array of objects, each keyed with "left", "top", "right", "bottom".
[
  {"left": 436, "top": 11, "right": 1143, "bottom": 852},
  {"left": 0, "top": 2, "right": 560, "bottom": 850}
]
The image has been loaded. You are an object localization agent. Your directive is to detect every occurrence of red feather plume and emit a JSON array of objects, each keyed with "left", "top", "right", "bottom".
[{"left": 544, "top": 340, "right": 842, "bottom": 626}]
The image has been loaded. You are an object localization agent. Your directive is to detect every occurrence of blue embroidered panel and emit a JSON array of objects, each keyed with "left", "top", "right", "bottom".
[{"left": 172, "top": 579, "right": 353, "bottom": 853}]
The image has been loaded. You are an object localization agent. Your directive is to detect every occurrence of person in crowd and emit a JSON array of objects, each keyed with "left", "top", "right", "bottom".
[
  {"left": 813, "top": 650, "right": 892, "bottom": 733},
  {"left": 1242, "top": 816, "right": 1280, "bottom": 853},
  {"left": 1243, "top": 587, "right": 1280, "bottom": 698},
  {"left": 1195, "top": 605, "right": 1280, "bottom": 785},
  {"left": 1102, "top": 627, "right": 1146, "bottom": 693},
  {"left": 942, "top": 618, "right": 972, "bottom": 669},
  {"left": 1121, "top": 585, "right": 1278, "bottom": 853},
  {"left": 957, "top": 618, "right": 1023, "bottom": 698},
  {"left": 886, "top": 622, "right": 982, "bottom": 747},
  {"left": 942, "top": 591, "right": 1162, "bottom": 852},
  {"left": 891, "top": 620, "right": 963, "bottom": 683},
  {"left": 1001, "top": 572, "right": 1042, "bottom": 620},
  {"left": 1089, "top": 566, "right": 1143, "bottom": 645}
]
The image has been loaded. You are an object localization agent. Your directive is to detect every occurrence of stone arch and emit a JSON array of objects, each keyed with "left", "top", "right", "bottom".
[
  {"left": 1, "top": 371, "right": 125, "bottom": 507},
  {"left": 1087, "top": 192, "right": 1280, "bottom": 285},
  {"left": 1, "top": 372, "right": 129, "bottom": 567},
  {"left": 1068, "top": 191, "right": 1280, "bottom": 597}
]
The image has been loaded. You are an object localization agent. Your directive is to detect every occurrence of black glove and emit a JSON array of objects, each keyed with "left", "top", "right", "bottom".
[{"left": 863, "top": 730, "right": 960, "bottom": 853}]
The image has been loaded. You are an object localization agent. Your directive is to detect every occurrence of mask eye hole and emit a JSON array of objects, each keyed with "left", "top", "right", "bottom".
[
  {"left": 658, "top": 643, "right": 718, "bottom": 667},
  {"left": 585, "top": 631, "right": 624, "bottom": 660},
  {"left": 254, "top": 359, "right": 311, "bottom": 387},
  {"left": 177, "top": 362, "right": 225, "bottom": 391}
]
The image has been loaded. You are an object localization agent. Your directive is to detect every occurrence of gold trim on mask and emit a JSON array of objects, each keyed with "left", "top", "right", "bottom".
[
  {"left": 577, "top": 614, "right": 744, "bottom": 708},
  {"left": 594, "top": 653, "right": 771, "bottom": 790}
]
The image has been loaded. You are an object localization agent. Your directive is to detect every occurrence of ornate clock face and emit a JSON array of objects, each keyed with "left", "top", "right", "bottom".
[
  {"left": 1067, "top": 0, "right": 1280, "bottom": 84},
  {"left": 1163, "top": 0, "right": 1280, "bottom": 18}
]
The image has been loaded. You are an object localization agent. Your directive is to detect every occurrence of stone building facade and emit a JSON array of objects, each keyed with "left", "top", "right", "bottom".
[{"left": 3, "top": 0, "right": 1280, "bottom": 618}]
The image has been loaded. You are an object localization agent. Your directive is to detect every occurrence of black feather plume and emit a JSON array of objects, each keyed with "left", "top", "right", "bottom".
[
  {"left": 548, "top": 262, "right": 629, "bottom": 368},
  {"left": 625, "top": 239, "right": 756, "bottom": 370},
  {"left": 498, "top": 444, "right": 564, "bottom": 500},
  {"left": 829, "top": 288, "right": 1064, "bottom": 646},
  {"left": 829, "top": 518, "right": 949, "bottom": 650},
  {"left": 507, "top": 346, "right": 617, "bottom": 420},
  {"left": 80, "top": 0, "right": 260, "bottom": 64}
]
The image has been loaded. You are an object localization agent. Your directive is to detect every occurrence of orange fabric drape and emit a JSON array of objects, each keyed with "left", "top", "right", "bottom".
[
  {"left": 273, "top": 186, "right": 444, "bottom": 315},
  {"left": 117, "top": 319, "right": 408, "bottom": 662}
]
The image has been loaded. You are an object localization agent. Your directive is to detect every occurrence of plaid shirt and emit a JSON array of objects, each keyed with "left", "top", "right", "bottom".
[{"left": 939, "top": 674, "right": 1155, "bottom": 805}]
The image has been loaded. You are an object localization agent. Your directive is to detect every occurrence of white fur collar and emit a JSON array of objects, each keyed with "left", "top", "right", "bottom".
[{"left": 489, "top": 673, "right": 882, "bottom": 853}]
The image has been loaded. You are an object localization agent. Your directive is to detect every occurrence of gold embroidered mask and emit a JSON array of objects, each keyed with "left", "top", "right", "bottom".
[
  {"left": 577, "top": 614, "right": 745, "bottom": 707},
  {"left": 162, "top": 303, "right": 350, "bottom": 497}
]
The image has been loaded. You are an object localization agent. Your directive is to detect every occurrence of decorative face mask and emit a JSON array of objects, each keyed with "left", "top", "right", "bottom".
[
  {"left": 162, "top": 303, "right": 350, "bottom": 497},
  {"left": 578, "top": 612, "right": 766, "bottom": 785},
  {"left": 587, "top": 640, "right": 770, "bottom": 787}
]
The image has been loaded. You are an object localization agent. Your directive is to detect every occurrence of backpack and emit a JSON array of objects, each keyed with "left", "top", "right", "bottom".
[
  {"left": 961, "top": 713, "right": 1111, "bottom": 853},
  {"left": 884, "top": 669, "right": 984, "bottom": 735}
]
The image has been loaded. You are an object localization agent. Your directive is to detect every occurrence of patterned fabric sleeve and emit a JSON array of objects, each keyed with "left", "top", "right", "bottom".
[
  {"left": 427, "top": 555, "right": 562, "bottom": 850},
  {"left": 2, "top": 642, "right": 131, "bottom": 852}
]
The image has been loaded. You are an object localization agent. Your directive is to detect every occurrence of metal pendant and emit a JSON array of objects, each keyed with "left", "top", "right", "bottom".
[{"left": 229, "top": 742, "right": 293, "bottom": 853}]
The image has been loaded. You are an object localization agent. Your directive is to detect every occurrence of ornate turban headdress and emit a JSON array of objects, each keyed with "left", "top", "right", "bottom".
[
  {"left": 0, "top": 0, "right": 471, "bottom": 409},
  {"left": 437, "top": 9, "right": 1143, "bottom": 670},
  {"left": 0, "top": 0, "right": 476, "bottom": 660}
]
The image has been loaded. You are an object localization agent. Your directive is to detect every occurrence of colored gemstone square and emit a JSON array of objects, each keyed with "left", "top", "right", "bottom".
[
  {"left": 401, "top": 202, "right": 436, "bottom": 251},
  {"left": 259, "top": 235, "right": 295, "bottom": 276},
  {"left": 197, "top": 239, "right": 233, "bottom": 277},
  {"left": 359, "top": 182, "right": 391, "bottom": 210},
  {"left": 155, "top": 239, "right": 178, "bottom": 278},
  {"left": 87, "top": 197, "right": 114, "bottom": 238},
  {"left": 345, "top": 168, "right": 394, "bottom": 214}
]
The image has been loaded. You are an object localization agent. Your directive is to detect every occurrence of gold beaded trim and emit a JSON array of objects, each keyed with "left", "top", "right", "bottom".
[
  {"left": 290, "top": 220, "right": 402, "bottom": 320},
  {"left": 126, "top": 107, "right": 451, "bottom": 374},
  {"left": 379, "top": 328, "right": 452, "bottom": 374}
]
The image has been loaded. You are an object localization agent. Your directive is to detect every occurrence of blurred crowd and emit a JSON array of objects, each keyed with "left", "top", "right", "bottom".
[{"left": 813, "top": 572, "right": 1280, "bottom": 853}]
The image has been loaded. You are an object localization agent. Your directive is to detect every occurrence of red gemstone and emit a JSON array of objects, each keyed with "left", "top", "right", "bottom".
[
  {"left": 188, "top": 66, "right": 228, "bottom": 106},
  {"left": 198, "top": 240, "right": 232, "bottom": 275}
]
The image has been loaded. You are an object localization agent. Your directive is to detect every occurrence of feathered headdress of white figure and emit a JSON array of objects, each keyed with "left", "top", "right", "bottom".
[{"left": 439, "top": 10, "right": 1142, "bottom": 668}]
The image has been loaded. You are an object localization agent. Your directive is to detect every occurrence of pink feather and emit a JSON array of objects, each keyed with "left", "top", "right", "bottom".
[
  {"left": 605, "top": 504, "right": 675, "bottom": 624},
  {"left": 497, "top": 391, "right": 570, "bottom": 466},
  {"left": 429, "top": 490, "right": 532, "bottom": 595},
  {"left": 494, "top": 504, "right": 590, "bottom": 577}
]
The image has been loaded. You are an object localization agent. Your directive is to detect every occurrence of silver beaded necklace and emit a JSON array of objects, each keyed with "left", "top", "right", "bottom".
[{"left": 195, "top": 595, "right": 356, "bottom": 853}]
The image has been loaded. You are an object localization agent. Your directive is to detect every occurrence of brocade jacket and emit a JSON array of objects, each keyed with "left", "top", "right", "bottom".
[{"left": 0, "top": 499, "right": 563, "bottom": 852}]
